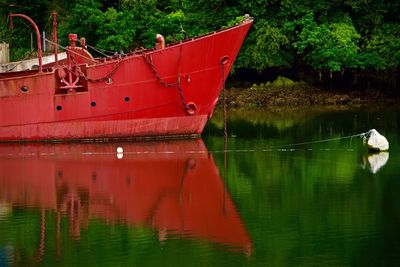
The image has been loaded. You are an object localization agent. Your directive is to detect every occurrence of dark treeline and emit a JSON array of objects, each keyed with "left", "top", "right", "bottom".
[{"left": 1, "top": 0, "right": 399, "bottom": 91}]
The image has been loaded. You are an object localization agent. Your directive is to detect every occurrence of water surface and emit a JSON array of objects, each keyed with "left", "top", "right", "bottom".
[{"left": 1, "top": 107, "right": 400, "bottom": 266}]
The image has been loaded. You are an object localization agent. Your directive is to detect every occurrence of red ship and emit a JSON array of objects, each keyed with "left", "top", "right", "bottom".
[
  {"left": 0, "top": 140, "right": 252, "bottom": 254},
  {"left": 0, "top": 13, "right": 252, "bottom": 141}
]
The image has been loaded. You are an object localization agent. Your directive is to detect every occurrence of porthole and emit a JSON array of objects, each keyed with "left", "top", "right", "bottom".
[
  {"left": 124, "top": 96, "right": 130, "bottom": 102},
  {"left": 91, "top": 101, "right": 96, "bottom": 107},
  {"left": 20, "top": 85, "right": 29, "bottom": 93},
  {"left": 56, "top": 105, "right": 62, "bottom": 111}
]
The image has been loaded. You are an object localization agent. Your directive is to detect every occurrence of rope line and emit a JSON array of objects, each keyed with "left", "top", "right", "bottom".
[
  {"left": 207, "top": 131, "right": 371, "bottom": 154},
  {"left": 43, "top": 15, "right": 52, "bottom": 32},
  {"left": 0, "top": 130, "right": 375, "bottom": 157},
  {"left": 44, "top": 38, "right": 95, "bottom": 62},
  {"left": 19, "top": 20, "right": 113, "bottom": 60},
  {"left": 86, "top": 43, "right": 112, "bottom": 57},
  {"left": 86, "top": 43, "right": 114, "bottom": 56},
  {"left": 221, "top": 62, "right": 228, "bottom": 138},
  {"left": 269, "top": 132, "right": 367, "bottom": 149},
  {"left": 20, "top": 20, "right": 34, "bottom": 33},
  {"left": 44, "top": 38, "right": 123, "bottom": 83},
  {"left": 16, "top": 23, "right": 103, "bottom": 63}
]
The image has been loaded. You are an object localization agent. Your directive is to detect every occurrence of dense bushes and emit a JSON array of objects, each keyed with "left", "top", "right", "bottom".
[{"left": 1, "top": 0, "right": 399, "bottom": 87}]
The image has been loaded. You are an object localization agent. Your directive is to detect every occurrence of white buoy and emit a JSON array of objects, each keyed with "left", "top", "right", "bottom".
[
  {"left": 363, "top": 129, "right": 389, "bottom": 151},
  {"left": 365, "top": 152, "right": 389, "bottom": 174},
  {"left": 117, "top": 147, "right": 123, "bottom": 153}
]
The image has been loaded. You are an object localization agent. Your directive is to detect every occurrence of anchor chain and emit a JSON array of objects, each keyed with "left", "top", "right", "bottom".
[
  {"left": 142, "top": 53, "right": 189, "bottom": 112},
  {"left": 60, "top": 49, "right": 192, "bottom": 113},
  {"left": 70, "top": 55, "right": 123, "bottom": 83}
]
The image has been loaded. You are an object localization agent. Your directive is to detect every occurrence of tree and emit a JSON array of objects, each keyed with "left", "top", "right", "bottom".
[
  {"left": 298, "top": 21, "right": 360, "bottom": 72},
  {"left": 236, "top": 20, "right": 291, "bottom": 71},
  {"left": 363, "top": 23, "right": 400, "bottom": 70},
  {"left": 1, "top": 0, "right": 400, "bottom": 89}
]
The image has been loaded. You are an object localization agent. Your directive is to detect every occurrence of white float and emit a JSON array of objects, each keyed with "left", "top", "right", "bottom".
[{"left": 363, "top": 129, "right": 389, "bottom": 151}]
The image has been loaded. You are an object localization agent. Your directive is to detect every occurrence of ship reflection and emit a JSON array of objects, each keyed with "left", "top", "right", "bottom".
[{"left": 0, "top": 140, "right": 251, "bottom": 255}]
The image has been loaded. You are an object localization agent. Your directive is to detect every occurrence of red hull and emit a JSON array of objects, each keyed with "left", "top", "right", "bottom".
[
  {"left": 0, "top": 140, "right": 252, "bottom": 253},
  {"left": 0, "top": 20, "right": 252, "bottom": 141}
]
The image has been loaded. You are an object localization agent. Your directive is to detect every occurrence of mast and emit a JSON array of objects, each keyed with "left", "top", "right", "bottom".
[{"left": 52, "top": 11, "right": 58, "bottom": 66}]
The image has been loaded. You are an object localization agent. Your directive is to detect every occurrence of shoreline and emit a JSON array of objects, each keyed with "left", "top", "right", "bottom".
[{"left": 221, "top": 78, "right": 399, "bottom": 110}]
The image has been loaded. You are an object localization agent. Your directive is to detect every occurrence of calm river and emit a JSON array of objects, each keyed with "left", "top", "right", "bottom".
[{"left": 0, "top": 106, "right": 399, "bottom": 266}]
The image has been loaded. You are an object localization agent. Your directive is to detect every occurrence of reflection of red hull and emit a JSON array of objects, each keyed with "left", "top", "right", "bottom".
[
  {"left": 0, "top": 20, "right": 252, "bottom": 141},
  {"left": 0, "top": 140, "right": 251, "bottom": 252}
]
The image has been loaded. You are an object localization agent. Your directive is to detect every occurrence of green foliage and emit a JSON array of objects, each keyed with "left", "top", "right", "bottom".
[
  {"left": 59, "top": 0, "right": 102, "bottom": 42},
  {"left": 2, "top": 0, "right": 400, "bottom": 74},
  {"left": 95, "top": 8, "right": 136, "bottom": 51},
  {"left": 0, "top": 0, "right": 52, "bottom": 60},
  {"left": 292, "top": 13, "right": 361, "bottom": 72},
  {"left": 224, "top": 15, "right": 246, "bottom": 28},
  {"left": 364, "top": 24, "right": 400, "bottom": 70},
  {"left": 236, "top": 20, "right": 291, "bottom": 70},
  {"left": 156, "top": 10, "right": 187, "bottom": 43}
]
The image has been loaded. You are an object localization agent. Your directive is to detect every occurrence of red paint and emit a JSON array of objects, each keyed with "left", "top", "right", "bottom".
[
  {"left": 52, "top": 12, "right": 58, "bottom": 66},
  {"left": 0, "top": 140, "right": 252, "bottom": 253},
  {"left": 0, "top": 15, "right": 252, "bottom": 141}
]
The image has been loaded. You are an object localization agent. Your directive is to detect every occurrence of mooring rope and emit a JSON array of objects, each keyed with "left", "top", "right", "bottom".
[
  {"left": 221, "top": 61, "right": 228, "bottom": 138},
  {"left": 44, "top": 38, "right": 95, "bottom": 63},
  {"left": 1, "top": 131, "right": 373, "bottom": 158},
  {"left": 17, "top": 22, "right": 96, "bottom": 64},
  {"left": 269, "top": 132, "right": 368, "bottom": 149},
  {"left": 208, "top": 130, "right": 372, "bottom": 154},
  {"left": 85, "top": 43, "right": 114, "bottom": 57},
  {"left": 89, "top": 131, "right": 374, "bottom": 155}
]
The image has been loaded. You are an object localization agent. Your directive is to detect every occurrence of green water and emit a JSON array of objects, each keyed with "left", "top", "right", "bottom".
[{"left": 1, "top": 107, "right": 400, "bottom": 266}]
